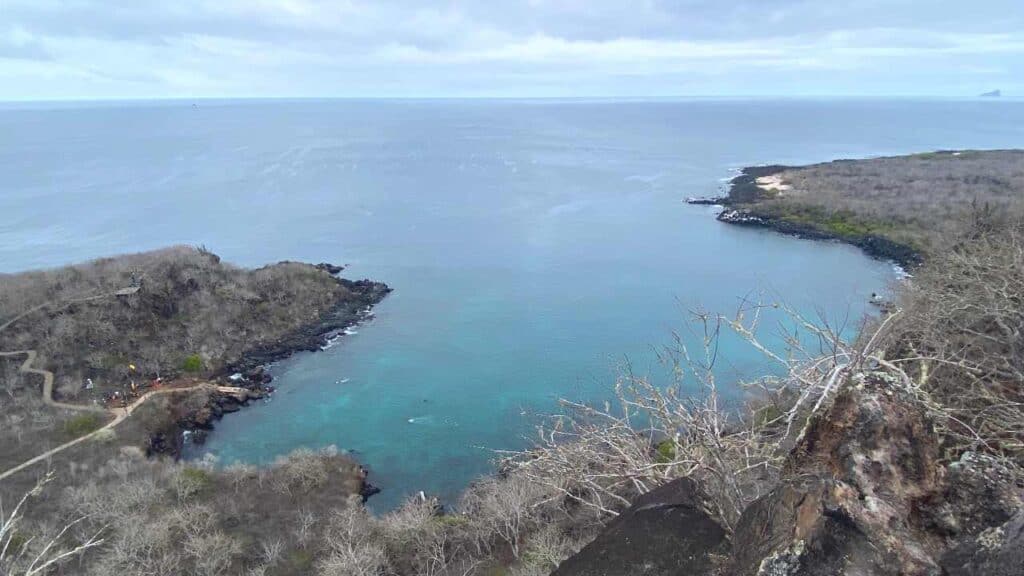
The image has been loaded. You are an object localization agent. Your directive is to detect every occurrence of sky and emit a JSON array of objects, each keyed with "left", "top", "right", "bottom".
[{"left": 1, "top": 0, "right": 1022, "bottom": 100}]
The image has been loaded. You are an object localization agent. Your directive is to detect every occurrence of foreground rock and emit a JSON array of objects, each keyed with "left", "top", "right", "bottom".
[
  {"left": 731, "top": 376, "right": 945, "bottom": 575},
  {"left": 554, "top": 375, "right": 1024, "bottom": 575},
  {"left": 942, "top": 509, "right": 1024, "bottom": 575},
  {"left": 552, "top": 477, "right": 728, "bottom": 576}
]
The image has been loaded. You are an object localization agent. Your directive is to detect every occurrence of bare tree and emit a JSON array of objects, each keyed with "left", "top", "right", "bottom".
[{"left": 1, "top": 473, "right": 105, "bottom": 575}]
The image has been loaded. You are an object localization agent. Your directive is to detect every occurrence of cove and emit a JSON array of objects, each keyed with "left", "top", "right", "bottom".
[{"left": 4, "top": 98, "right": 1024, "bottom": 510}]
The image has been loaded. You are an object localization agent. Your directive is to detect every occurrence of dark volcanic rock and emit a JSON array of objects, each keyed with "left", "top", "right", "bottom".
[
  {"left": 315, "top": 262, "right": 345, "bottom": 275},
  {"left": 552, "top": 477, "right": 728, "bottom": 576},
  {"left": 730, "top": 378, "right": 945, "bottom": 575},
  {"left": 146, "top": 432, "right": 175, "bottom": 457},
  {"left": 920, "top": 451, "right": 1024, "bottom": 539},
  {"left": 942, "top": 509, "right": 1024, "bottom": 576},
  {"left": 732, "top": 478, "right": 899, "bottom": 576},
  {"left": 685, "top": 196, "right": 726, "bottom": 205},
  {"left": 224, "top": 277, "right": 391, "bottom": 375}
]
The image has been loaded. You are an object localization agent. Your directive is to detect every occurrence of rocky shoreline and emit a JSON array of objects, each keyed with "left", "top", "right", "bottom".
[
  {"left": 690, "top": 165, "right": 923, "bottom": 268},
  {"left": 222, "top": 275, "right": 391, "bottom": 375},
  {"left": 156, "top": 266, "right": 391, "bottom": 499}
]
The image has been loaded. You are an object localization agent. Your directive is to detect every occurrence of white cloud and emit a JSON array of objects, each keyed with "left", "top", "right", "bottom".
[{"left": 0, "top": 0, "right": 1021, "bottom": 99}]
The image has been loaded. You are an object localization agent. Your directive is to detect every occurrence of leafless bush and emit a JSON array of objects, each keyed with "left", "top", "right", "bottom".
[
  {"left": 317, "top": 506, "right": 387, "bottom": 576},
  {"left": 183, "top": 529, "right": 242, "bottom": 575},
  {"left": 497, "top": 299, "right": 869, "bottom": 532},
  {"left": 764, "top": 150, "right": 1024, "bottom": 252},
  {"left": 1, "top": 473, "right": 105, "bottom": 576},
  {"left": 271, "top": 446, "right": 336, "bottom": 494},
  {"left": 886, "top": 218, "right": 1024, "bottom": 463},
  {"left": 459, "top": 474, "right": 549, "bottom": 559}
]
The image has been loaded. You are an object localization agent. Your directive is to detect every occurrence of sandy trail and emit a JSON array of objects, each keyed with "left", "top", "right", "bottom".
[{"left": 0, "top": 293, "right": 248, "bottom": 482}]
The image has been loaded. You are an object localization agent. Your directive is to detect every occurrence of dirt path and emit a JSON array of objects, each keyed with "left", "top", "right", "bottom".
[
  {"left": 0, "top": 354, "right": 248, "bottom": 482},
  {"left": 0, "top": 379, "right": 208, "bottom": 482},
  {"left": 0, "top": 291, "right": 116, "bottom": 336},
  {"left": 0, "top": 291, "right": 249, "bottom": 482},
  {"left": 0, "top": 350, "right": 108, "bottom": 414}
]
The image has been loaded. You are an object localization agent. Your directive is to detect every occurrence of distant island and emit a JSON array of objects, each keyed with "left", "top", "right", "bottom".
[{"left": 980, "top": 89, "right": 1002, "bottom": 97}]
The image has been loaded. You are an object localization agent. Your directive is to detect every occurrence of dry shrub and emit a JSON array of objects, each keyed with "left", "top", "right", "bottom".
[
  {"left": 887, "top": 217, "right": 1024, "bottom": 462},
  {"left": 1, "top": 473, "right": 105, "bottom": 576},
  {"left": 497, "top": 300, "right": 863, "bottom": 532},
  {"left": 765, "top": 150, "right": 1024, "bottom": 252},
  {"left": 317, "top": 506, "right": 386, "bottom": 576},
  {"left": 271, "top": 446, "right": 336, "bottom": 494}
]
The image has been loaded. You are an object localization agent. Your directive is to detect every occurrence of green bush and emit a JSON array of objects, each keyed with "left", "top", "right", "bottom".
[
  {"left": 63, "top": 413, "right": 104, "bottom": 438},
  {"left": 288, "top": 549, "right": 314, "bottom": 572},
  {"left": 655, "top": 440, "right": 676, "bottom": 464},
  {"left": 434, "top": 514, "right": 470, "bottom": 527},
  {"left": 182, "top": 354, "right": 203, "bottom": 373},
  {"left": 181, "top": 467, "right": 212, "bottom": 484},
  {"left": 5, "top": 531, "right": 27, "bottom": 556},
  {"left": 173, "top": 467, "right": 213, "bottom": 501}
]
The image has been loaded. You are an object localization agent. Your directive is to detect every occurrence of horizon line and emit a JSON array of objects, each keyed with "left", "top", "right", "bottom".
[{"left": 0, "top": 93, "right": 1016, "bottom": 105}]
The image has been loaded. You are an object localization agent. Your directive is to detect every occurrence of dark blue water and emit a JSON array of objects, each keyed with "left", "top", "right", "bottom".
[{"left": 3, "top": 98, "right": 1023, "bottom": 509}]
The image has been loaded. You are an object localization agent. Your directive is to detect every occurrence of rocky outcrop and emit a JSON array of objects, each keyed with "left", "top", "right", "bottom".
[
  {"left": 716, "top": 207, "right": 922, "bottom": 268},
  {"left": 686, "top": 196, "right": 726, "bottom": 205},
  {"left": 731, "top": 376, "right": 946, "bottom": 575},
  {"left": 223, "top": 277, "right": 391, "bottom": 374},
  {"left": 552, "top": 477, "right": 728, "bottom": 576},
  {"left": 942, "top": 509, "right": 1024, "bottom": 575},
  {"left": 554, "top": 375, "right": 1023, "bottom": 576}
]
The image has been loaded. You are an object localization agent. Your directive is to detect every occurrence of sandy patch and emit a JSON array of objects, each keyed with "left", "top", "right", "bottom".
[{"left": 756, "top": 174, "right": 792, "bottom": 193}]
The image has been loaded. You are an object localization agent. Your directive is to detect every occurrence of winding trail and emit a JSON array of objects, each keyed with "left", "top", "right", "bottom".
[{"left": 0, "top": 294, "right": 248, "bottom": 483}]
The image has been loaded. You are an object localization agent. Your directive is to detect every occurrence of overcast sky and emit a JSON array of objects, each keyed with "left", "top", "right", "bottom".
[{"left": 1, "top": 0, "right": 1021, "bottom": 100}]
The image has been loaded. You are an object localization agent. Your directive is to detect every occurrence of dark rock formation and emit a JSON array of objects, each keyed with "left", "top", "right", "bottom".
[
  {"left": 315, "top": 262, "right": 345, "bottom": 275},
  {"left": 686, "top": 196, "right": 726, "bottom": 205},
  {"left": 921, "top": 451, "right": 1024, "bottom": 539},
  {"left": 223, "top": 278, "right": 391, "bottom": 375},
  {"left": 552, "top": 477, "right": 728, "bottom": 576},
  {"left": 942, "top": 509, "right": 1024, "bottom": 575},
  {"left": 730, "top": 377, "right": 945, "bottom": 575},
  {"left": 556, "top": 374, "right": 1023, "bottom": 575}
]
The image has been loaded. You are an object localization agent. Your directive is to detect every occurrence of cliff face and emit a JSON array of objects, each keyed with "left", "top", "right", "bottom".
[{"left": 554, "top": 375, "right": 1024, "bottom": 575}]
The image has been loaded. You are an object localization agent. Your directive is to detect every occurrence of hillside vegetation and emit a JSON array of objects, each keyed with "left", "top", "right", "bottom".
[
  {"left": 721, "top": 149, "right": 1024, "bottom": 263},
  {"left": 4, "top": 154, "right": 1024, "bottom": 575},
  {"left": 0, "top": 246, "right": 389, "bottom": 399}
]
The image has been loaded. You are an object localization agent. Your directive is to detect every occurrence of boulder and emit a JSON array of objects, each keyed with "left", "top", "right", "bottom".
[
  {"left": 942, "top": 509, "right": 1024, "bottom": 575},
  {"left": 730, "top": 376, "right": 945, "bottom": 575},
  {"left": 552, "top": 477, "right": 728, "bottom": 576},
  {"left": 920, "top": 451, "right": 1023, "bottom": 539}
]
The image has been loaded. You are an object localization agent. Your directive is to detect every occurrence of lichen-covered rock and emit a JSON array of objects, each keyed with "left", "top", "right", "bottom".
[
  {"left": 552, "top": 477, "right": 728, "bottom": 576},
  {"left": 921, "top": 451, "right": 1024, "bottom": 539},
  {"left": 942, "top": 509, "right": 1024, "bottom": 575},
  {"left": 730, "top": 377, "right": 945, "bottom": 575},
  {"left": 731, "top": 478, "right": 901, "bottom": 575}
]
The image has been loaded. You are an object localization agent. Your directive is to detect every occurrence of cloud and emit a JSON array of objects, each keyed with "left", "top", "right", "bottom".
[
  {"left": 0, "top": 0, "right": 1021, "bottom": 99},
  {"left": 0, "top": 27, "right": 53, "bottom": 62}
]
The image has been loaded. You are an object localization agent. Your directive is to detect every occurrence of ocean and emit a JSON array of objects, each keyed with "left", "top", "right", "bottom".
[{"left": 3, "top": 98, "right": 1023, "bottom": 509}]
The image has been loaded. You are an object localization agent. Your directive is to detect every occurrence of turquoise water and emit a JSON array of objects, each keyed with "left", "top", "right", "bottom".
[{"left": 3, "top": 98, "right": 1024, "bottom": 509}]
